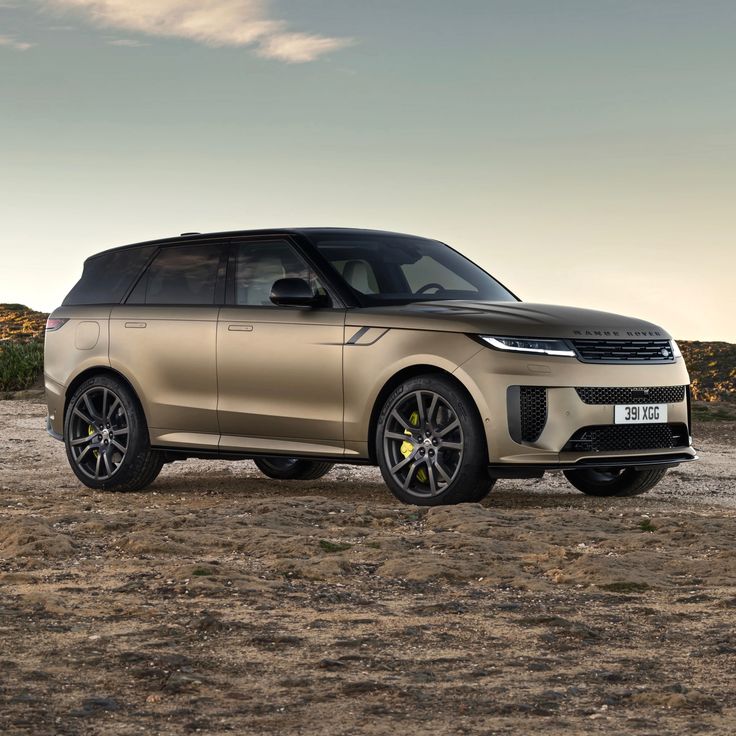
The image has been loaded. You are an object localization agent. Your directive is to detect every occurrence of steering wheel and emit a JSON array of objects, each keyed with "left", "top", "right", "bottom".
[{"left": 415, "top": 282, "right": 445, "bottom": 295}]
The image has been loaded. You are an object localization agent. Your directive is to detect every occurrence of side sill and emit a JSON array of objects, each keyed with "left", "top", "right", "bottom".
[{"left": 152, "top": 446, "right": 376, "bottom": 465}]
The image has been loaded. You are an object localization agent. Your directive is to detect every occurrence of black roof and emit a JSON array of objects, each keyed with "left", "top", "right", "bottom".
[{"left": 88, "top": 227, "right": 428, "bottom": 261}]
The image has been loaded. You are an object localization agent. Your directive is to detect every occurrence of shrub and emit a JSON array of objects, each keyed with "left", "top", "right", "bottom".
[{"left": 0, "top": 339, "right": 44, "bottom": 392}]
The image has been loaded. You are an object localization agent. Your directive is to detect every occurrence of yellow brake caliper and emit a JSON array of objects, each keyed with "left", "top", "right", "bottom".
[
  {"left": 88, "top": 424, "right": 99, "bottom": 458},
  {"left": 400, "top": 410, "right": 428, "bottom": 483}
]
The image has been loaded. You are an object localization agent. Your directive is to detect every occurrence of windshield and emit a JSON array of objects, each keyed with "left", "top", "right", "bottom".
[{"left": 311, "top": 232, "right": 517, "bottom": 306}]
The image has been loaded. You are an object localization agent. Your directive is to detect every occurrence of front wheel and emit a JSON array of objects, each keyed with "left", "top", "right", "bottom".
[
  {"left": 64, "top": 375, "right": 163, "bottom": 492},
  {"left": 563, "top": 467, "right": 668, "bottom": 497},
  {"left": 376, "top": 375, "right": 495, "bottom": 506},
  {"left": 253, "top": 457, "right": 334, "bottom": 481}
]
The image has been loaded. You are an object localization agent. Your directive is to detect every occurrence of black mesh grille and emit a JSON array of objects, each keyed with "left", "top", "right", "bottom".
[
  {"left": 576, "top": 386, "right": 686, "bottom": 405},
  {"left": 563, "top": 423, "right": 689, "bottom": 453},
  {"left": 520, "top": 387, "right": 547, "bottom": 442},
  {"left": 571, "top": 339, "right": 674, "bottom": 363}
]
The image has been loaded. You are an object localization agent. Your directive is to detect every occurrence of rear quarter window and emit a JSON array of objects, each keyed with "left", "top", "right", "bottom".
[{"left": 63, "top": 246, "right": 156, "bottom": 306}]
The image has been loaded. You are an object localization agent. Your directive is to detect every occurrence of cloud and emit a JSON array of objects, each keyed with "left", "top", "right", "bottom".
[
  {"left": 256, "top": 31, "right": 352, "bottom": 63},
  {"left": 42, "top": 0, "right": 353, "bottom": 62},
  {"left": 0, "top": 35, "right": 34, "bottom": 50},
  {"left": 108, "top": 38, "right": 147, "bottom": 47}
]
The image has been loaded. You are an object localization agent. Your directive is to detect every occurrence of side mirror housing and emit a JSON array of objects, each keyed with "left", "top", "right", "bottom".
[{"left": 270, "top": 278, "right": 328, "bottom": 308}]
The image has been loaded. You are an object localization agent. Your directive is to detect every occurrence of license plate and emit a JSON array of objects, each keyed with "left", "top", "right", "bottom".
[{"left": 614, "top": 404, "right": 667, "bottom": 424}]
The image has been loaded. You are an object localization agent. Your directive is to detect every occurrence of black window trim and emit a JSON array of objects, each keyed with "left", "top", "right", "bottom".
[
  {"left": 123, "top": 239, "right": 229, "bottom": 307},
  {"left": 224, "top": 234, "right": 348, "bottom": 310}
]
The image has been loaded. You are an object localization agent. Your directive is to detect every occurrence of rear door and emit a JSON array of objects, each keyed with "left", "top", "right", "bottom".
[
  {"left": 217, "top": 237, "right": 345, "bottom": 455},
  {"left": 109, "top": 241, "right": 226, "bottom": 448}
]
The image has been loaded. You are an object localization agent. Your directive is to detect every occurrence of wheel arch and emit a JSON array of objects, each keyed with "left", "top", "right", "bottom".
[
  {"left": 64, "top": 366, "right": 148, "bottom": 426},
  {"left": 366, "top": 364, "right": 488, "bottom": 464}
]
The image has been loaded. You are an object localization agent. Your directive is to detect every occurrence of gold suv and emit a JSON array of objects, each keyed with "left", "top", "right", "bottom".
[{"left": 45, "top": 229, "right": 696, "bottom": 505}]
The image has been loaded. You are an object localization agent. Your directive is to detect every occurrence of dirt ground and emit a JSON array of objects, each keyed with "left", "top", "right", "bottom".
[{"left": 1, "top": 399, "right": 735, "bottom": 735}]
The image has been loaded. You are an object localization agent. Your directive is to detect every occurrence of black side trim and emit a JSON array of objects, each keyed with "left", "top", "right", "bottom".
[{"left": 152, "top": 446, "right": 374, "bottom": 465}]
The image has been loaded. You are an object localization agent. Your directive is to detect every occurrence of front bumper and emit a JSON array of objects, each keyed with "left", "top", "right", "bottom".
[{"left": 456, "top": 348, "right": 696, "bottom": 467}]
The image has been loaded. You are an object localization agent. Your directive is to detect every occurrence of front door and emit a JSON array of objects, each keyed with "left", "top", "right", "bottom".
[{"left": 217, "top": 238, "right": 345, "bottom": 456}]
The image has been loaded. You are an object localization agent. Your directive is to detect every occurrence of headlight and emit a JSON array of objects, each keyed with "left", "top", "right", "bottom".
[
  {"left": 670, "top": 339, "right": 682, "bottom": 359},
  {"left": 480, "top": 336, "right": 575, "bottom": 357}
]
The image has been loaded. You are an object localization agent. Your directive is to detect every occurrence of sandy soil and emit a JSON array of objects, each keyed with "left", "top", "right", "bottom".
[{"left": 1, "top": 399, "right": 735, "bottom": 735}]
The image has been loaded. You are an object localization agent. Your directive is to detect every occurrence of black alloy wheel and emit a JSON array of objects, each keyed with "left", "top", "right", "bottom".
[
  {"left": 376, "top": 375, "right": 494, "bottom": 505},
  {"left": 64, "top": 375, "right": 163, "bottom": 492}
]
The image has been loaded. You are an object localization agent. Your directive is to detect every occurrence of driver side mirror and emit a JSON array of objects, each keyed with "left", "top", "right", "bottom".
[{"left": 270, "top": 278, "right": 329, "bottom": 308}]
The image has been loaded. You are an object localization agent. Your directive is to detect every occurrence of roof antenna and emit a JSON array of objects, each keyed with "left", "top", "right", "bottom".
[{"left": 180, "top": 232, "right": 201, "bottom": 236}]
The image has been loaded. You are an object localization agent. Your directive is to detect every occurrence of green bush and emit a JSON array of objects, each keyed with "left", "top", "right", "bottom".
[{"left": 0, "top": 339, "right": 44, "bottom": 392}]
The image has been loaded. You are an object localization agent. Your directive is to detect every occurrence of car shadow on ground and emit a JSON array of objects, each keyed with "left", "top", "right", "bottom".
[{"left": 145, "top": 464, "right": 643, "bottom": 511}]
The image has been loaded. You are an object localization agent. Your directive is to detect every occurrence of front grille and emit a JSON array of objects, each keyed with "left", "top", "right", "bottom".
[
  {"left": 563, "top": 423, "right": 689, "bottom": 453},
  {"left": 571, "top": 339, "right": 674, "bottom": 363},
  {"left": 576, "top": 385, "right": 686, "bottom": 405},
  {"left": 520, "top": 387, "right": 547, "bottom": 442}
]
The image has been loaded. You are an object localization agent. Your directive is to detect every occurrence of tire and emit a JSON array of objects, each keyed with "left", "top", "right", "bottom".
[
  {"left": 375, "top": 374, "right": 494, "bottom": 506},
  {"left": 563, "top": 467, "right": 668, "bottom": 497},
  {"left": 64, "top": 375, "right": 163, "bottom": 492},
  {"left": 253, "top": 457, "right": 334, "bottom": 481}
]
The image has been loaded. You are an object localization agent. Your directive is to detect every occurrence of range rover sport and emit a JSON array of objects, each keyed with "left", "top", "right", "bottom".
[{"left": 45, "top": 228, "right": 696, "bottom": 505}]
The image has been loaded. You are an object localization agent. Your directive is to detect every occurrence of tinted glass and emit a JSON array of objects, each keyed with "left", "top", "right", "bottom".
[
  {"left": 312, "top": 233, "right": 516, "bottom": 305},
  {"left": 128, "top": 244, "right": 223, "bottom": 305},
  {"left": 332, "top": 258, "right": 380, "bottom": 294},
  {"left": 235, "top": 240, "right": 326, "bottom": 306},
  {"left": 63, "top": 245, "right": 155, "bottom": 306}
]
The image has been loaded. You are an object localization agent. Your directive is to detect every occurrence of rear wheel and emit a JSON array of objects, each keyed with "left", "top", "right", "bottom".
[
  {"left": 253, "top": 457, "right": 334, "bottom": 480},
  {"left": 563, "top": 467, "right": 667, "bottom": 497},
  {"left": 376, "top": 375, "right": 494, "bottom": 506},
  {"left": 64, "top": 375, "right": 163, "bottom": 492}
]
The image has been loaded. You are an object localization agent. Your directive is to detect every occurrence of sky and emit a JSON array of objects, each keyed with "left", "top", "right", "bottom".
[{"left": 1, "top": 0, "right": 734, "bottom": 340}]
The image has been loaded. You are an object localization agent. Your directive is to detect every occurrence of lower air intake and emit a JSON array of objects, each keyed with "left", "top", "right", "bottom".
[{"left": 563, "top": 423, "right": 689, "bottom": 453}]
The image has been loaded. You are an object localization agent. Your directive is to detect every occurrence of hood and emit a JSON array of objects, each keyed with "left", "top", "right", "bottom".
[{"left": 346, "top": 301, "right": 671, "bottom": 340}]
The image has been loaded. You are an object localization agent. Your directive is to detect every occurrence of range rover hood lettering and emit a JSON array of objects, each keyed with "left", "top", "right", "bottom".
[{"left": 345, "top": 301, "right": 672, "bottom": 340}]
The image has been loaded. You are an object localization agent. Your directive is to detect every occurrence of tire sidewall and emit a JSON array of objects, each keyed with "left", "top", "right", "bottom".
[{"left": 563, "top": 467, "right": 667, "bottom": 497}]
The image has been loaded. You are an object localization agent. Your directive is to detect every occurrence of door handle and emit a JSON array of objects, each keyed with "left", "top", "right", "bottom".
[
  {"left": 228, "top": 324, "right": 254, "bottom": 332},
  {"left": 124, "top": 321, "right": 147, "bottom": 329}
]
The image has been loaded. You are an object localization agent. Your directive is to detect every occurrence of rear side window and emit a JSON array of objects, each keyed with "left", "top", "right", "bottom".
[
  {"left": 127, "top": 244, "right": 223, "bottom": 305},
  {"left": 62, "top": 246, "right": 155, "bottom": 306}
]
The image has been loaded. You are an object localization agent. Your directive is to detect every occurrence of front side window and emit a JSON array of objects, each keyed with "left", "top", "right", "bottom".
[
  {"left": 128, "top": 244, "right": 223, "bottom": 305},
  {"left": 311, "top": 233, "right": 517, "bottom": 306},
  {"left": 234, "top": 240, "right": 326, "bottom": 306}
]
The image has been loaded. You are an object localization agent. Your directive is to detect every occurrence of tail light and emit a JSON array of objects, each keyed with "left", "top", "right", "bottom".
[{"left": 45, "top": 317, "right": 68, "bottom": 332}]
